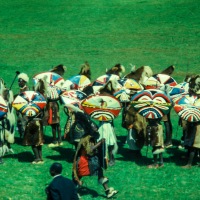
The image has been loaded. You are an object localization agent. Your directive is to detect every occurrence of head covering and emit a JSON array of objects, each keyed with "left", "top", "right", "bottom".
[
  {"left": 18, "top": 73, "right": 29, "bottom": 83},
  {"left": 50, "top": 162, "right": 63, "bottom": 175},
  {"left": 49, "top": 64, "right": 67, "bottom": 76},
  {"left": 188, "top": 75, "right": 200, "bottom": 95}
]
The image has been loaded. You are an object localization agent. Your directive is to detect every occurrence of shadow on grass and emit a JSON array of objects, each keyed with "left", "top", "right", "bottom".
[
  {"left": 78, "top": 186, "right": 106, "bottom": 199},
  {"left": 17, "top": 151, "right": 34, "bottom": 163},
  {"left": 162, "top": 139, "right": 190, "bottom": 167},
  {"left": 116, "top": 135, "right": 153, "bottom": 166},
  {"left": 116, "top": 136, "right": 192, "bottom": 167},
  {"left": 13, "top": 135, "right": 23, "bottom": 146},
  {"left": 46, "top": 147, "right": 75, "bottom": 163},
  {"left": 164, "top": 146, "right": 187, "bottom": 167},
  {"left": 43, "top": 133, "right": 54, "bottom": 145},
  {"left": 117, "top": 148, "right": 155, "bottom": 166}
]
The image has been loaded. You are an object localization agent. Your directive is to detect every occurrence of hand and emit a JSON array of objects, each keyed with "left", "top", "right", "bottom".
[
  {"left": 101, "top": 138, "right": 106, "bottom": 143},
  {"left": 78, "top": 180, "right": 83, "bottom": 186},
  {"left": 64, "top": 133, "right": 68, "bottom": 139}
]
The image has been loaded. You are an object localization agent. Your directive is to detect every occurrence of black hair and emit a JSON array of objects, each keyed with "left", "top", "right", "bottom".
[{"left": 50, "top": 162, "right": 62, "bottom": 176}]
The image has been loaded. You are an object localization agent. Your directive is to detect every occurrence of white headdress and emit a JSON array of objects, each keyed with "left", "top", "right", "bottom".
[{"left": 18, "top": 73, "right": 29, "bottom": 82}]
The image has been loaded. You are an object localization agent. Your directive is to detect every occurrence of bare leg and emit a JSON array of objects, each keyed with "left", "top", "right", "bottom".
[
  {"left": 159, "top": 153, "right": 164, "bottom": 167},
  {"left": 108, "top": 145, "right": 115, "bottom": 166},
  {"left": 0, "top": 156, "right": 3, "bottom": 164},
  {"left": 98, "top": 168, "right": 109, "bottom": 190},
  {"left": 31, "top": 145, "right": 40, "bottom": 162},
  {"left": 164, "top": 121, "right": 172, "bottom": 148},
  {"left": 97, "top": 167, "right": 118, "bottom": 198},
  {"left": 153, "top": 154, "right": 158, "bottom": 166},
  {"left": 48, "top": 124, "right": 59, "bottom": 147},
  {"left": 51, "top": 124, "right": 57, "bottom": 143},
  {"left": 147, "top": 154, "right": 159, "bottom": 168},
  {"left": 182, "top": 148, "right": 195, "bottom": 168},
  {"left": 57, "top": 123, "right": 62, "bottom": 144},
  {"left": 37, "top": 145, "right": 43, "bottom": 161}
]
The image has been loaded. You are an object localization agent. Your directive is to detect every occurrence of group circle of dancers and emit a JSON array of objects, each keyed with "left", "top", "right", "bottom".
[{"left": 0, "top": 62, "right": 200, "bottom": 199}]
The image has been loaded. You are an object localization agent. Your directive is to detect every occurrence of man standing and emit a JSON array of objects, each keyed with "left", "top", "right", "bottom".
[
  {"left": 16, "top": 72, "right": 29, "bottom": 138},
  {"left": 46, "top": 162, "right": 79, "bottom": 200}
]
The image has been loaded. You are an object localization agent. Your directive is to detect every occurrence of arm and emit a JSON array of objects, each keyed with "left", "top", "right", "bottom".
[
  {"left": 72, "top": 142, "right": 83, "bottom": 186},
  {"left": 71, "top": 183, "right": 79, "bottom": 200},
  {"left": 64, "top": 113, "right": 75, "bottom": 139},
  {"left": 91, "top": 138, "right": 105, "bottom": 151},
  {"left": 45, "top": 183, "right": 60, "bottom": 200}
]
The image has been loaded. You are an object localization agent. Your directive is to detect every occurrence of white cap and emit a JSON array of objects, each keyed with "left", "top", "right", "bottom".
[{"left": 18, "top": 73, "right": 29, "bottom": 82}]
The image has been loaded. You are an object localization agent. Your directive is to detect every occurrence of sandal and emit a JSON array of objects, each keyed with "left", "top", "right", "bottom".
[
  {"left": 32, "top": 159, "right": 44, "bottom": 164},
  {"left": 181, "top": 165, "right": 192, "bottom": 169},
  {"left": 32, "top": 159, "right": 40, "bottom": 164},
  {"left": 105, "top": 187, "right": 118, "bottom": 199},
  {"left": 147, "top": 164, "right": 159, "bottom": 169}
]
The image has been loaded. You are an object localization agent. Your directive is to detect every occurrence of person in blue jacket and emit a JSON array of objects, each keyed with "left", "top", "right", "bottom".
[{"left": 46, "top": 162, "right": 79, "bottom": 200}]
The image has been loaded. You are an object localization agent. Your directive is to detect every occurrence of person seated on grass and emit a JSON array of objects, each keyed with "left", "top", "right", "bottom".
[
  {"left": 72, "top": 135, "right": 118, "bottom": 199},
  {"left": 46, "top": 162, "right": 79, "bottom": 200}
]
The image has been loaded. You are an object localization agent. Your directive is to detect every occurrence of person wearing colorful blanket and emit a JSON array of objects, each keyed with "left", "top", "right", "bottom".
[
  {"left": 146, "top": 118, "right": 165, "bottom": 168},
  {"left": 142, "top": 80, "right": 171, "bottom": 168},
  {"left": 72, "top": 135, "right": 118, "bottom": 199},
  {"left": 64, "top": 104, "right": 99, "bottom": 149},
  {"left": 23, "top": 110, "right": 45, "bottom": 164},
  {"left": 181, "top": 75, "right": 200, "bottom": 168}
]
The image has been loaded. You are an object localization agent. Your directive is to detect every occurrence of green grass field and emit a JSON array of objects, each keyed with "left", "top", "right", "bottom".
[{"left": 0, "top": 0, "right": 200, "bottom": 199}]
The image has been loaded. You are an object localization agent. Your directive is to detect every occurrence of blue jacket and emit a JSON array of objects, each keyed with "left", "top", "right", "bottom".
[{"left": 46, "top": 175, "right": 79, "bottom": 200}]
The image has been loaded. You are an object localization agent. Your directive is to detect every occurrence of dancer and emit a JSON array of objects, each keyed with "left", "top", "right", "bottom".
[
  {"left": 20, "top": 78, "right": 47, "bottom": 164},
  {"left": 23, "top": 110, "right": 45, "bottom": 164},
  {"left": 64, "top": 104, "right": 99, "bottom": 149},
  {"left": 98, "top": 120, "right": 118, "bottom": 166},
  {"left": 47, "top": 100, "right": 62, "bottom": 147},
  {"left": 146, "top": 118, "right": 165, "bottom": 168},
  {"left": 73, "top": 135, "right": 118, "bottom": 199},
  {"left": 16, "top": 73, "right": 29, "bottom": 138},
  {"left": 181, "top": 75, "right": 200, "bottom": 168}
]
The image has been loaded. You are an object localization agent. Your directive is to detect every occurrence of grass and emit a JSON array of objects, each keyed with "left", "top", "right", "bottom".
[{"left": 0, "top": 0, "right": 200, "bottom": 199}]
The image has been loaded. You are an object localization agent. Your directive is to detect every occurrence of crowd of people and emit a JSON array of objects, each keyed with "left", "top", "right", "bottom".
[
  {"left": 0, "top": 63, "right": 200, "bottom": 199},
  {"left": 0, "top": 64, "right": 120, "bottom": 199}
]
